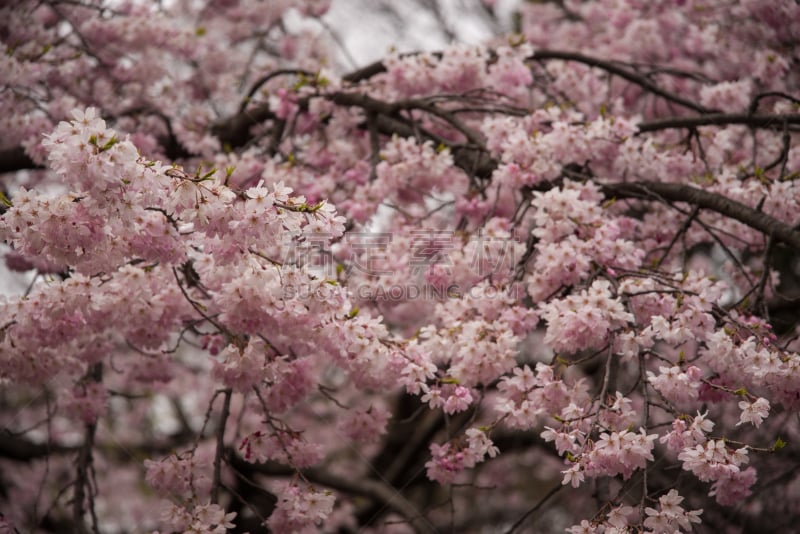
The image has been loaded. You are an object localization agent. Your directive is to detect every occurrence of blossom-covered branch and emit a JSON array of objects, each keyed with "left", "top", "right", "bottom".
[{"left": 2, "top": 1, "right": 800, "bottom": 533}]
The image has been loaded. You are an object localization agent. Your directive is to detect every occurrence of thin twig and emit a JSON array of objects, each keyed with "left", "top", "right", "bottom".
[
  {"left": 503, "top": 483, "right": 564, "bottom": 534},
  {"left": 211, "top": 388, "right": 233, "bottom": 504}
]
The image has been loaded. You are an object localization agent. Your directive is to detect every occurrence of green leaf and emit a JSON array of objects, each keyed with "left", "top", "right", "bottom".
[
  {"left": 99, "top": 136, "right": 118, "bottom": 152},
  {"left": 315, "top": 74, "right": 330, "bottom": 87},
  {"left": 0, "top": 190, "right": 13, "bottom": 208},
  {"left": 774, "top": 437, "right": 787, "bottom": 451},
  {"left": 292, "top": 74, "right": 309, "bottom": 91},
  {"left": 199, "top": 168, "right": 217, "bottom": 181}
]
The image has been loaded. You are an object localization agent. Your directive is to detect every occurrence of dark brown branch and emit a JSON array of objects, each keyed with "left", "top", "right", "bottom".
[
  {"left": 330, "top": 92, "right": 800, "bottom": 252},
  {"left": 210, "top": 104, "right": 277, "bottom": 151},
  {"left": 601, "top": 181, "right": 800, "bottom": 250},
  {"left": 227, "top": 452, "right": 439, "bottom": 534},
  {"left": 3, "top": 43, "right": 794, "bottom": 177},
  {"left": 0, "top": 146, "right": 43, "bottom": 174},
  {"left": 530, "top": 49, "right": 713, "bottom": 114},
  {"left": 73, "top": 363, "right": 102, "bottom": 534},
  {"left": 637, "top": 113, "right": 800, "bottom": 133},
  {"left": 749, "top": 91, "right": 800, "bottom": 114},
  {"left": 239, "top": 69, "right": 314, "bottom": 113},
  {"left": 0, "top": 432, "right": 77, "bottom": 460},
  {"left": 0, "top": 431, "right": 197, "bottom": 464},
  {"left": 211, "top": 388, "right": 233, "bottom": 505},
  {"left": 207, "top": 47, "right": 723, "bottom": 161},
  {"left": 342, "top": 60, "right": 388, "bottom": 83}
]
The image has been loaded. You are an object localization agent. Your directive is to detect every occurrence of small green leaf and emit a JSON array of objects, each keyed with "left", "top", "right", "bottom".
[
  {"left": 315, "top": 74, "right": 330, "bottom": 87},
  {"left": 199, "top": 168, "right": 217, "bottom": 181},
  {"left": 292, "top": 74, "right": 309, "bottom": 91},
  {"left": 734, "top": 387, "right": 748, "bottom": 396},
  {"left": 99, "top": 136, "right": 118, "bottom": 152},
  {"left": 0, "top": 190, "right": 13, "bottom": 208},
  {"left": 774, "top": 437, "right": 787, "bottom": 451},
  {"left": 508, "top": 33, "right": 526, "bottom": 47}
]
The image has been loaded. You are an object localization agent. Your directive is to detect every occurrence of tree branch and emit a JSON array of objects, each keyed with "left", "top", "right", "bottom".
[
  {"left": 227, "top": 452, "right": 439, "bottom": 534},
  {"left": 73, "top": 363, "right": 102, "bottom": 534},
  {"left": 637, "top": 113, "right": 800, "bottom": 133},
  {"left": 0, "top": 432, "right": 77, "bottom": 461},
  {"left": 0, "top": 146, "right": 43, "bottom": 174},
  {"left": 211, "top": 388, "right": 233, "bottom": 505},
  {"left": 601, "top": 181, "right": 800, "bottom": 250},
  {"left": 530, "top": 49, "right": 713, "bottom": 114}
]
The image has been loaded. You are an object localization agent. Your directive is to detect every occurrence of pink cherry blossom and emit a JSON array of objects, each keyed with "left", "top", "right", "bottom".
[{"left": 2, "top": 0, "right": 800, "bottom": 531}]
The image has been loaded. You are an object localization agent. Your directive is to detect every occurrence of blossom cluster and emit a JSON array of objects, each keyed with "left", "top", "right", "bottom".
[{"left": 2, "top": 0, "right": 800, "bottom": 532}]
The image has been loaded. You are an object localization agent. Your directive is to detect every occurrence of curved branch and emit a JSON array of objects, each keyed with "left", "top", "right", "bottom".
[
  {"left": 637, "top": 113, "right": 800, "bottom": 133},
  {"left": 239, "top": 69, "right": 314, "bottom": 113},
  {"left": 228, "top": 453, "right": 439, "bottom": 534},
  {"left": 530, "top": 49, "right": 713, "bottom": 114},
  {"left": 210, "top": 103, "right": 276, "bottom": 151},
  {"left": 601, "top": 181, "right": 800, "bottom": 250},
  {"left": 5, "top": 48, "right": 790, "bottom": 176},
  {"left": 300, "top": 88, "right": 800, "bottom": 252},
  {"left": 342, "top": 60, "right": 388, "bottom": 84}
]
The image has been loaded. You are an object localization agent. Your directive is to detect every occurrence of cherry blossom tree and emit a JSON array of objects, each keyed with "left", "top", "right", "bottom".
[{"left": 2, "top": 0, "right": 800, "bottom": 532}]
